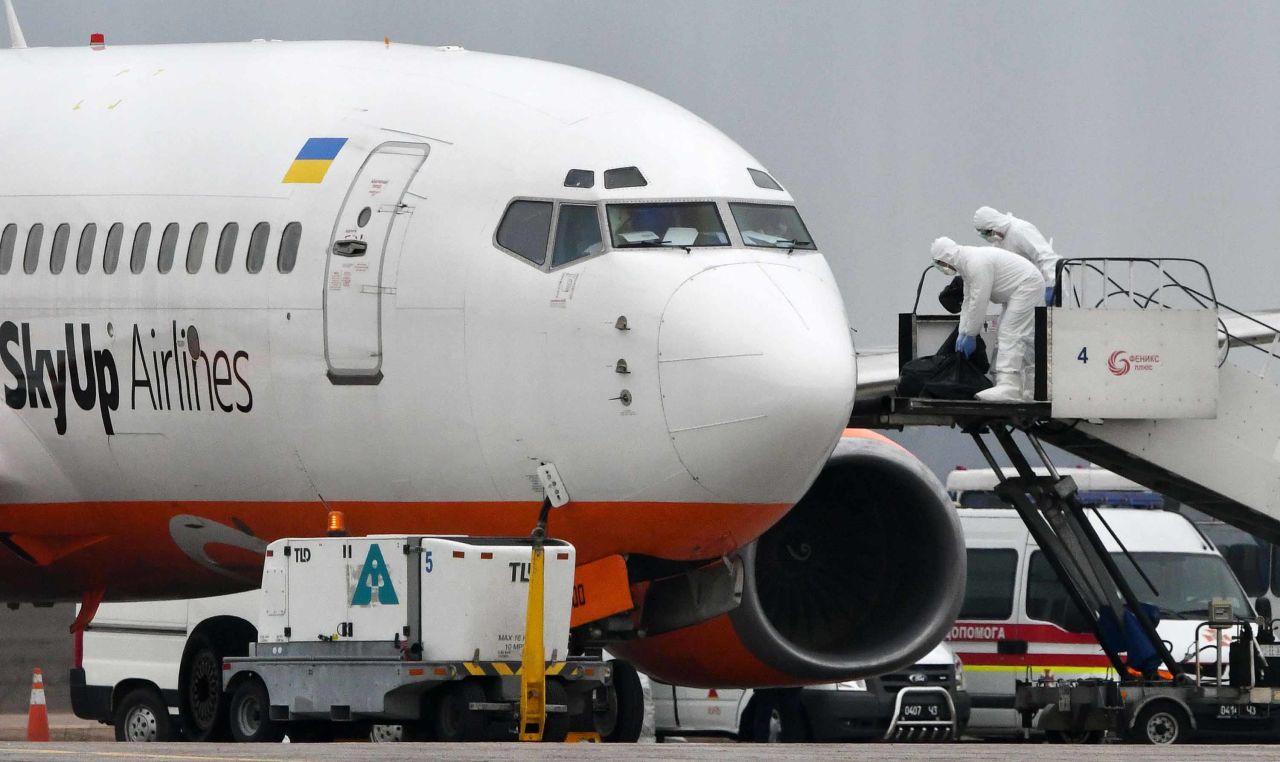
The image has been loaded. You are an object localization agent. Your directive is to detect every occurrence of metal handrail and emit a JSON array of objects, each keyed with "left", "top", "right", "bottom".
[
  {"left": 1055, "top": 257, "right": 1280, "bottom": 371},
  {"left": 1053, "top": 257, "right": 1218, "bottom": 312}
]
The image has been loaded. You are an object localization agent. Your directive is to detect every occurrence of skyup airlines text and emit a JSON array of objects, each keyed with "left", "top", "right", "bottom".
[{"left": 0, "top": 321, "right": 252, "bottom": 435}]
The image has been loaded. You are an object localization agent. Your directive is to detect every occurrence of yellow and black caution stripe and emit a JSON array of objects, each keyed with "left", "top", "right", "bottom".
[{"left": 461, "top": 661, "right": 569, "bottom": 677}]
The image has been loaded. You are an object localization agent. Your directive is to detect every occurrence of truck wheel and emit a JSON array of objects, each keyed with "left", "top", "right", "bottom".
[
  {"left": 1130, "top": 702, "right": 1189, "bottom": 745},
  {"left": 179, "top": 635, "right": 228, "bottom": 741},
  {"left": 747, "top": 689, "right": 808, "bottom": 743},
  {"left": 592, "top": 659, "right": 644, "bottom": 742},
  {"left": 369, "top": 724, "right": 404, "bottom": 743},
  {"left": 542, "top": 680, "right": 570, "bottom": 742},
  {"left": 228, "top": 678, "right": 283, "bottom": 743},
  {"left": 432, "top": 681, "right": 486, "bottom": 742},
  {"left": 1046, "top": 729, "right": 1104, "bottom": 744},
  {"left": 113, "top": 687, "right": 173, "bottom": 742}
]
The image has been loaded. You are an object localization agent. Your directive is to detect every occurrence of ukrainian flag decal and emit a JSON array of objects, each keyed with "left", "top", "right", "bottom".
[{"left": 282, "top": 137, "right": 348, "bottom": 184}]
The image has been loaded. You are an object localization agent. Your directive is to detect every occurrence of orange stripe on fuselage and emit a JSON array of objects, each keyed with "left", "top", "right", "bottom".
[
  {"left": 609, "top": 612, "right": 794, "bottom": 688},
  {"left": 0, "top": 499, "right": 790, "bottom": 601}
]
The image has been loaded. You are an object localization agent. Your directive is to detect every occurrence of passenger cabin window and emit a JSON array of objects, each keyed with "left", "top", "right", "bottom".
[
  {"left": 246, "top": 222, "right": 269, "bottom": 274},
  {"left": 278, "top": 222, "right": 301, "bottom": 273},
  {"left": 130, "top": 223, "right": 151, "bottom": 274},
  {"left": 77, "top": 224, "right": 97, "bottom": 274},
  {"left": 24, "top": 224, "right": 44, "bottom": 274},
  {"left": 187, "top": 223, "right": 208, "bottom": 274},
  {"left": 103, "top": 223, "right": 123, "bottom": 274},
  {"left": 157, "top": 223, "right": 180, "bottom": 274},
  {"left": 748, "top": 168, "right": 783, "bottom": 191},
  {"left": 958, "top": 548, "right": 1018, "bottom": 620},
  {"left": 1025, "top": 552, "right": 1092, "bottom": 633},
  {"left": 496, "top": 200, "right": 552, "bottom": 265},
  {"left": 552, "top": 205, "right": 603, "bottom": 268},
  {"left": 50, "top": 224, "right": 70, "bottom": 275},
  {"left": 603, "top": 166, "right": 647, "bottom": 189},
  {"left": 215, "top": 223, "right": 238, "bottom": 274},
  {"left": 0, "top": 224, "right": 15, "bottom": 274},
  {"left": 729, "top": 203, "right": 816, "bottom": 250},
  {"left": 606, "top": 202, "right": 729, "bottom": 248}
]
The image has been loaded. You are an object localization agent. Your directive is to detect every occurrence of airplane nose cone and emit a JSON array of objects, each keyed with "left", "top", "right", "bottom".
[{"left": 658, "top": 263, "right": 856, "bottom": 502}]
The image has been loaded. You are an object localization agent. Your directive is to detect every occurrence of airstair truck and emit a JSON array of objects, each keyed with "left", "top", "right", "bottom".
[
  {"left": 863, "top": 257, "right": 1280, "bottom": 743},
  {"left": 219, "top": 534, "right": 611, "bottom": 742}
]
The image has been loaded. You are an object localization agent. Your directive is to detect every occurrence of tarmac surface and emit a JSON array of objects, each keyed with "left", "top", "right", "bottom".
[{"left": 2, "top": 743, "right": 1280, "bottom": 761}]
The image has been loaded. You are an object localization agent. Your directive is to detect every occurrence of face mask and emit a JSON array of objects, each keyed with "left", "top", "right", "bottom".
[
  {"left": 979, "top": 229, "right": 1003, "bottom": 243},
  {"left": 934, "top": 260, "right": 957, "bottom": 277}
]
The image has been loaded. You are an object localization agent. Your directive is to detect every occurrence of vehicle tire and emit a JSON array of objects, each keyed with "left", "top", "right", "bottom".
[
  {"left": 113, "top": 687, "right": 173, "bottom": 742},
  {"left": 227, "top": 677, "right": 283, "bottom": 743},
  {"left": 542, "top": 679, "right": 570, "bottom": 742},
  {"left": 179, "top": 634, "right": 229, "bottom": 742},
  {"left": 747, "top": 689, "right": 808, "bottom": 743},
  {"left": 1046, "top": 728, "right": 1104, "bottom": 744},
  {"left": 369, "top": 724, "right": 404, "bottom": 743},
  {"left": 1129, "top": 701, "right": 1190, "bottom": 745},
  {"left": 432, "top": 681, "right": 487, "bottom": 742},
  {"left": 589, "top": 659, "right": 644, "bottom": 742}
]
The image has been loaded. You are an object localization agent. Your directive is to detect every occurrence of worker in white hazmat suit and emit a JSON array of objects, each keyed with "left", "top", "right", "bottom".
[
  {"left": 931, "top": 236, "right": 1045, "bottom": 402},
  {"left": 973, "top": 206, "right": 1059, "bottom": 304}
]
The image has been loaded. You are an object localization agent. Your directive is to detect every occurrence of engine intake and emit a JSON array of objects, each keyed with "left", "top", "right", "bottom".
[{"left": 612, "top": 431, "right": 965, "bottom": 687}]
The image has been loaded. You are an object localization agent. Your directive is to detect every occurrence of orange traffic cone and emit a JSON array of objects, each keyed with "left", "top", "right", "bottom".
[{"left": 27, "top": 668, "right": 49, "bottom": 742}]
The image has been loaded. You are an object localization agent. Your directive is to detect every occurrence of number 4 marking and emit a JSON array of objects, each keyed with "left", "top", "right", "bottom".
[{"left": 1077, "top": 347, "right": 1089, "bottom": 364}]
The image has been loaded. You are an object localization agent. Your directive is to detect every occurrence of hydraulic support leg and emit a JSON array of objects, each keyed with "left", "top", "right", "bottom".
[{"left": 974, "top": 425, "right": 1184, "bottom": 679}]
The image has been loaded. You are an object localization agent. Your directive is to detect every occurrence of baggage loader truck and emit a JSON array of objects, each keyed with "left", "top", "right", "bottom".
[{"left": 220, "top": 534, "right": 611, "bottom": 742}]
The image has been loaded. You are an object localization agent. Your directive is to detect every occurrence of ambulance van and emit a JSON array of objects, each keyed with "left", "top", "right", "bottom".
[{"left": 950, "top": 506, "right": 1253, "bottom": 739}]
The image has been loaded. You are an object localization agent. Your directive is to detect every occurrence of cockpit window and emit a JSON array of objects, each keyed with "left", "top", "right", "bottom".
[
  {"left": 603, "top": 167, "right": 647, "bottom": 190},
  {"left": 729, "top": 203, "right": 816, "bottom": 250},
  {"left": 497, "top": 200, "right": 553, "bottom": 265},
  {"left": 552, "top": 205, "right": 603, "bottom": 268},
  {"left": 748, "top": 168, "right": 783, "bottom": 191},
  {"left": 564, "top": 169, "right": 595, "bottom": 189},
  {"left": 606, "top": 203, "right": 729, "bottom": 248}
]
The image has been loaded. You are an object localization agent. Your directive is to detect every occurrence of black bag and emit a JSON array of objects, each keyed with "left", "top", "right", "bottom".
[
  {"left": 921, "top": 353, "right": 994, "bottom": 400},
  {"left": 896, "top": 354, "right": 949, "bottom": 398},
  {"left": 938, "top": 276, "right": 964, "bottom": 314},
  {"left": 896, "top": 346, "right": 994, "bottom": 400},
  {"left": 939, "top": 327, "right": 990, "bottom": 374}
]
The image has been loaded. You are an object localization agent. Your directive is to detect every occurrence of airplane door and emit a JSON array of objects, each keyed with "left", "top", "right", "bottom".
[{"left": 324, "top": 142, "right": 429, "bottom": 384}]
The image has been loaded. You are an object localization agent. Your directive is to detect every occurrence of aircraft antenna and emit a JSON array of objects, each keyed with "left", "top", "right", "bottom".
[{"left": 4, "top": 0, "right": 26, "bottom": 49}]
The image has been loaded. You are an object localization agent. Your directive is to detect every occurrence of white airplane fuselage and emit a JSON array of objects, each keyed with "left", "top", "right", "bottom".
[{"left": 0, "top": 40, "right": 855, "bottom": 602}]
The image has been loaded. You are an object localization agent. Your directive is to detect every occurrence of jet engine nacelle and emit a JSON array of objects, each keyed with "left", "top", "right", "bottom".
[{"left": 611, "top": 430, "right": 965, "bottom": 687}]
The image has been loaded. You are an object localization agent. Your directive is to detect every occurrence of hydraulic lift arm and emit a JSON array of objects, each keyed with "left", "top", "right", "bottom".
[{"left": 974, "top": 426, "right": 1184, "bottom": 680}]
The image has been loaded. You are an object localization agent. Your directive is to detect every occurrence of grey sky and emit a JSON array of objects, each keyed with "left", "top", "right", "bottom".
[{"left": 6, "top": 1, "right": 1274, "bottom": 475}]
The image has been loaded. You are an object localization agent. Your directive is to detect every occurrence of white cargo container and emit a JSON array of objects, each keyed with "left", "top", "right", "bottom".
[
  {"left": 223, "top": 534, "right": 607, "bottom": 743},
  {"left": 257, "top": 536, "right": 575, "bottom": 662}
]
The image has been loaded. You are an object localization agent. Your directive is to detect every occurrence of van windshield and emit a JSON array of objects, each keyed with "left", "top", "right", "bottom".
[{"left": 1115, "top": 552, "right": 1251, "bottom": 620}]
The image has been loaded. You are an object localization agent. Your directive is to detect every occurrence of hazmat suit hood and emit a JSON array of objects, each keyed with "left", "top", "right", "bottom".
[
  {"left": 973, "top": 206, "right": 1013, "bottom": 238},
  {"left": 931, "top": 236, "right": 961, "bottom": 270}
]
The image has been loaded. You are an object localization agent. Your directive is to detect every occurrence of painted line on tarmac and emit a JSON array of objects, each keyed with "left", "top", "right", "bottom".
[{"left": 0, "top": 748, "right": 276, "bottom": 762}]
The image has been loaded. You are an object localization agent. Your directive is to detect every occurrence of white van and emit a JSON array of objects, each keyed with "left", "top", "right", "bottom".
[
  {"left": 72, "top": 591, "right": 259, "bottom": 741},
  {"left": 950, "top": 507, "right": 1252, "bottom": 739},
  {"left": 947, "top": 466, "right": 1280, "bottom": 617}
]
